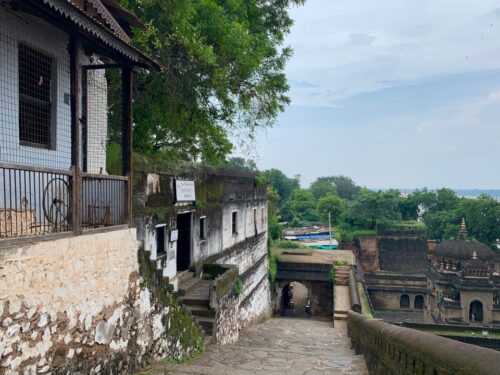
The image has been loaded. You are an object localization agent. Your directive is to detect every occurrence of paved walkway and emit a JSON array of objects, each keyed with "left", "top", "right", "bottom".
[
  {"left": 334, "top": 286, "right": 350, "bottom": 312},
  {"left": 156, "top": 318, "right": 367, "bottom": 375}
]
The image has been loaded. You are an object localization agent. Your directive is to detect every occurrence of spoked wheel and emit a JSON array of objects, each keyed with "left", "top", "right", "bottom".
[{"left": 43, "top": 177, "right": 70, "bottom": 230}]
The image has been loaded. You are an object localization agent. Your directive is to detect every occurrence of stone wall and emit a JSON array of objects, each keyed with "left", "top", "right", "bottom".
[
  {"left": 355, "top": 237, "right": 379, "bottom": 274},
  {"left": 378, "top": 237, "right": 427, "bottom": 273},
  {"left": 0, "top": 230, "right": 205, "bottom": 374},
  {"left": 211, "top": 233, "right": 271, "bottom": 330},
  {"left": 348, "top": 311, "right": 500, "bottom": 375}
]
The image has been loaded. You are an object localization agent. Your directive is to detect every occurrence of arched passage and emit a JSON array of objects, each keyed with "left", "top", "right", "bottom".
[
  {"left": 414, "top": 295, "right": 424, "bottom": 309},
  {"left": 469, "top": 300, "right": 483, "bottom": 322},
  {"left": 400, "top": 294, "right": 410, "bottom": 309},
  {"left": 281, "top": 281, "right": 310, "bottom": 317}
]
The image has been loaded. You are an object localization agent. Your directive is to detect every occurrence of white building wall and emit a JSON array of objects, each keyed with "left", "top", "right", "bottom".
[
  {"left": 0, "top": 7, "right": 72, "bottom": 169},
  {"left": 0, "top": 7, "right": 108, "bottom": 172}
]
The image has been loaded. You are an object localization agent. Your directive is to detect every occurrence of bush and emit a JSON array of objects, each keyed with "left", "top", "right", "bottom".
[
  {"left": 273, "top": 240, "right": 306, "bottom": 249},
  {"left": 268, "top": 247, "right": 278, "bottom": 282}
]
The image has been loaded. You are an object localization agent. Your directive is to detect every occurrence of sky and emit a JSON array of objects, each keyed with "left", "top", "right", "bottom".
[{"left": 237, "top": 0, "right": 500, "bottom": 189}]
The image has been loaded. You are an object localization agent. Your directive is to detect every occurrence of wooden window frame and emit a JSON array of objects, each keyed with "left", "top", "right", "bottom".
[{"left": 18, "top": 42, "right": 57, "bottom": 150}]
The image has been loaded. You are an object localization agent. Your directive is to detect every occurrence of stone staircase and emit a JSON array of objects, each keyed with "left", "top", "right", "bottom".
[
  {"left": 334, "top": 265, "right": 352, "bottom": 321},
  {"left": 176, "top": 271, "right": 215, "bottom": 339},
  {"left": 335, "top": 265, "right": 351, "bottom": 286}
]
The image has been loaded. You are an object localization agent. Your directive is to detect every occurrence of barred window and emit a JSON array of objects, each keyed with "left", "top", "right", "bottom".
[{"left": 19, "top": 43, "right": 55, "bottom": 149}]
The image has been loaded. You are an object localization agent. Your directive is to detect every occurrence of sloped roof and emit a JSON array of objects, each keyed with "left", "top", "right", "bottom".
[{"left": 17, "top": 0, "right": 160, "bottom": 69}]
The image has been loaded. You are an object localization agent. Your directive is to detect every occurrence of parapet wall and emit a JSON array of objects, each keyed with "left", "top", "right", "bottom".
[{"left": 348, "top": 311, "right": 500, "bottom": 375}]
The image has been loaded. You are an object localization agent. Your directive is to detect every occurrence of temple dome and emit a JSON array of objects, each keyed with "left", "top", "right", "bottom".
[
  {"left": 433, "top": 219, "right": 495, "bottom": 261},
  {"left": 434, "top": 240, "right": 494, "bottom": 261}
]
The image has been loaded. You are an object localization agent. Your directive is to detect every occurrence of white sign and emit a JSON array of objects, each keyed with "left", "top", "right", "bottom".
[
  {"left": 175, "top": 180, "right": 196, "bottom": 202},
  {"left": 170, "top": 229, "right": 179, "bottom": 242}
]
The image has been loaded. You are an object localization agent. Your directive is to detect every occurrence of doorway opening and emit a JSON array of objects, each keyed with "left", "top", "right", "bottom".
[
  {"left": 414, "top": 295, "right": 424, "bottom": 309},
  {"left": 400, "top": 294, "right": 410, "bottom": 309},
  {"left": 281, "top": 282, "right": 310, "bottom": 317},
  {"left": 177, "top": 212, "right": 192, "bottom": 272},
  {"left": 469, "top": 300, "right": 483, "bottom": 322}
]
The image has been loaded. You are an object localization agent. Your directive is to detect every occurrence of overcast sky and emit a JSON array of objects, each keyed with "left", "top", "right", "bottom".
[{"left": 242, "top": 0, "right": 500, "bottom": 189}]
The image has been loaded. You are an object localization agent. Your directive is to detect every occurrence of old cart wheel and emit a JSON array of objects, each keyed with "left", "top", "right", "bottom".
[{"left": 43, "top": 177, "right": 70, "bottom": 228}]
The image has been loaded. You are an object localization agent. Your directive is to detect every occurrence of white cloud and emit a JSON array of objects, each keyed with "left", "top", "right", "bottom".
[{"left": 286, "top": 0, "right": 500, "bottom": 107}]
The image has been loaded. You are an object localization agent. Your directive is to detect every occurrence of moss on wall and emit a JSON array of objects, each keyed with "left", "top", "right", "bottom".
[{"left": 137, "top": 248, "right": 204, "bottom": 359}]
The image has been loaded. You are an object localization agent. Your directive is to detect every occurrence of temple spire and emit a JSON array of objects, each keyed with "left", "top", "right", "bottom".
[{"left": 458, "top": 217, "right": 468, "bottom": 239}]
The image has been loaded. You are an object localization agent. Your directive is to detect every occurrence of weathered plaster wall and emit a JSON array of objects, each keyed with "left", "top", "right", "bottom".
[
  {"left": 133, "top": 163, "right": 271, "bottom": 334},
  {"left": 0, "top": 230, "right": 204, "bottom": 374}
]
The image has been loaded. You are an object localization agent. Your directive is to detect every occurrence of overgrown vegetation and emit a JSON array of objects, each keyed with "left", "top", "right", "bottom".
[
  {"left": 116, "top": 0, "right": 305, "bottom": 165},
  {"left": 260, "top": 167, "right": 499, "bottom": 252},
  {"left": 267, "top": 242, "right": 278, "bottom": 282},
  {"left": 234, "top": 278, "right": 243, "bottom": 296},
  {"left": 273, "top": 240, "right": 306, "bottom": 249}
]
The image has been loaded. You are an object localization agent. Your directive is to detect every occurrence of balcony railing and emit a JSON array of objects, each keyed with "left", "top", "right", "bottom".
[{"left": 0, "top": 162, "right": 129, "bottom": 244}]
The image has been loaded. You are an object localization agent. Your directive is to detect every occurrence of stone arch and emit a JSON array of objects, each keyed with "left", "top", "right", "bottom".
[
  {"left": 469, "top": 300, "right": 484, "bottom": 322},
  {"left": 414, "top": 295, "right": 424, "bottom": 309},
  {"left": 281, "top": 281, "right": 310, "bottom": 314},
  {"left": 400, "top": 294, "right": 410, "bottom": 309}
]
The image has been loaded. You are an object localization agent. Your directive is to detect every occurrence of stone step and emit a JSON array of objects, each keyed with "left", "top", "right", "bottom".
[
  {"left": 196, "top": 317, "right": 214, "bottom": 335},
  {"left": 178, "top": 277, "right": 200, "bottom": 296},
  {"left": 185, "top": 305, "right": 215, "bottom": 318},
  {"left": 335, "top": 315, "right": 348, "bottom": 321},
  {"left": 180, "top": 295, "right": 210, "bottom": 307},
  {"left": 178, "top": 270, "right": 196, "bottom": 284}
]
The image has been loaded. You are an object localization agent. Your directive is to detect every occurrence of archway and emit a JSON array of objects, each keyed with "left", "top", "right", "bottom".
[
  {"left": 414, "top": 295, "right": 424, "bottom": 309},
  {"left": 400, "top": 294, "right": 410, "bottom": 309},
  {"left": 281, "top": 281, "right": 310, "bottom": 317},
  {"left": 469, "top": 300, "right": 483, "bottom": 322}
]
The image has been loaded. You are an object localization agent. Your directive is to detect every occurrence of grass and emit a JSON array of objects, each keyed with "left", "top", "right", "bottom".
[
  {"left": 273, "top": 240, "right": 307, "bottom": 249},
  {"left": 334, "top": 260, "right": 349, "bottom": 266}
]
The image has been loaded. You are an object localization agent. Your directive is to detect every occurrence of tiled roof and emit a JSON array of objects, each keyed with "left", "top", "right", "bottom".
[{"left": 31, "top": 0, "right": 160, "bottom": 69}]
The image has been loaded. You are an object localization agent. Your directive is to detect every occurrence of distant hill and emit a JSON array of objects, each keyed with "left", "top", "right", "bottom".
[
  {"left": 453, "top": 189, "right": 500, "bottom": 199},
  {"left": 377, "top": 189, "right": 500, "bottom": 199}
]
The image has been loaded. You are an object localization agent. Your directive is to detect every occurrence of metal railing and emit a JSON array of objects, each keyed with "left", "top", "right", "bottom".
[
  {"left": 0, "top": 162, "right": 128, "bottom": 244},
  {"left": 0, "top": 162, "right": 72, "bottom": 239},
  {"left": 81, "top": 173, "right": 128, "bottom": 229}
]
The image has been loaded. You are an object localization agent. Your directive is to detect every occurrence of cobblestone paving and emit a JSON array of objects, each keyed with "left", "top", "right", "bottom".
[{"left": 156, "top": 318, "right": 368, "bottom": 375}]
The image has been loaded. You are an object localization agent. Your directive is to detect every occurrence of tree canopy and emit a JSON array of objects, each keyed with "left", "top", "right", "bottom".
[{"left": 119, "top": 0, "right": 304, "bottom": 163}]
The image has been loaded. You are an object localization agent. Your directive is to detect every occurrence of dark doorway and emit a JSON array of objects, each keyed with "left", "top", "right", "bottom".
[
  {"left": 469, "top": 300, "right": 483, "bottom": 322},
  {"left": 281, "top": 282, "right": 310, "bottom": 317},
  {"left": 177, "top": 213, "right": 192, "bottom": 272},
  {"left": 400, "top": 294, "right": 410, "bottom": 309},
  {"left": 414, "top": 295, "right": 424, "bottom": 309}
]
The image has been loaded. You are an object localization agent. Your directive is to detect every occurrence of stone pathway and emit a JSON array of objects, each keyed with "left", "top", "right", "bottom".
[{"left": 155, "top": 318, "right": 367, "bottom": 375}]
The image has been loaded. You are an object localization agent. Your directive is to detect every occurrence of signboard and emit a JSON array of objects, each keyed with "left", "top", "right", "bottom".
[
  {"left": 170, "top": 229, "right": 179, "bottom": 242},
  {"left": 175, "top": 180, "right": 196, "bottom": 202}
]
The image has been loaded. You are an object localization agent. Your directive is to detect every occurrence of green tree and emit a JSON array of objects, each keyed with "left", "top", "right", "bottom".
[
  {"left": 267, "top": 186, "right": 282, "bottom": 240},
  {"left": 331, "top": 176, "right": 360, "bottom": 200},
  {"left": 317, "top": 194, "right": 345, "bottom": 224},
  {"left": 263, "top": 169, "right": 300, "bottom": 202},
  {"left": 343, "top": 189, "right": 401, "bottom": 230},
  {"left": 310, "top": 177, "right": 337, "bottom": 200},
  {"left": 120, "top": 0, "right": 304, "bottom": 163},
  {"left": 289, "top": 189, "right": 319, "bottom": 225},
  {"left": 458, "top": 195, "right": 500, "bottom": 249},
  {"left": 221, "top": 157, "right": 258, "bottom": 172}
]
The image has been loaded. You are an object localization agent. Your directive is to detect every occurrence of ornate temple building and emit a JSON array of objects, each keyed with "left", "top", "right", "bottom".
[{"left": 425, "top": 219, "right": 500, "bottom": 325}]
